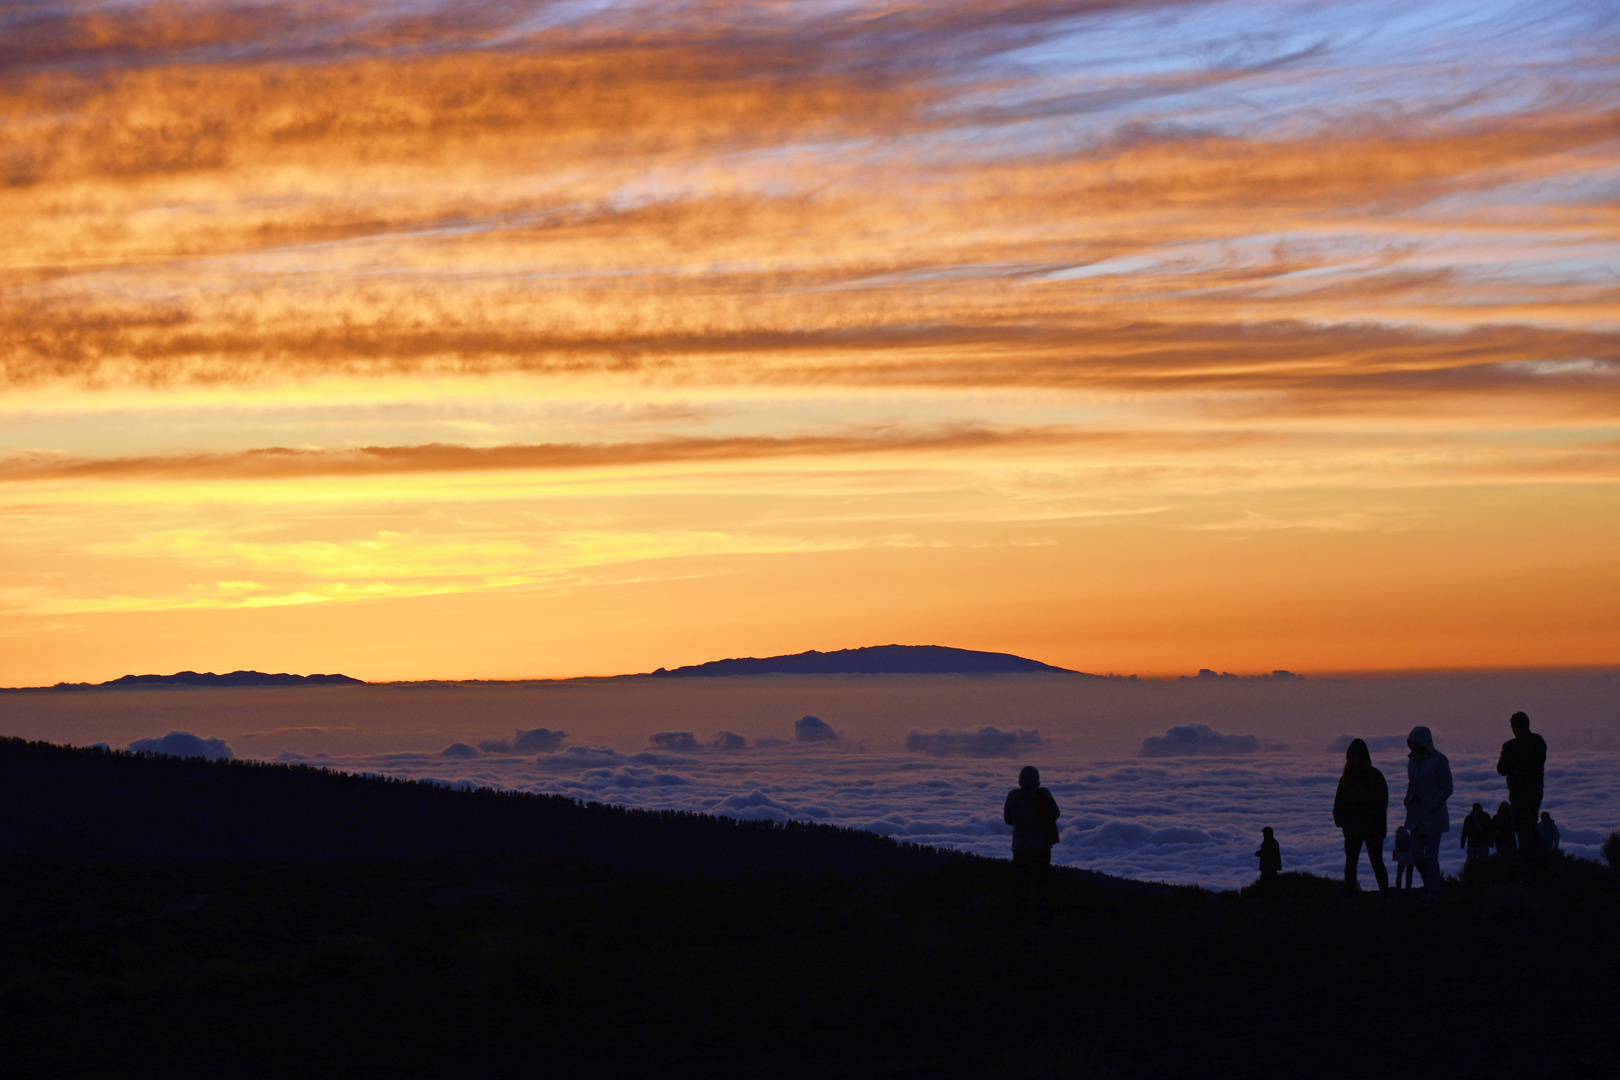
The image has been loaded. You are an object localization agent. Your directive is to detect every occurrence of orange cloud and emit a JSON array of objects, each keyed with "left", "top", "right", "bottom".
[{"left": 0, "top": 429, "right": 1074, "bottom": 482}]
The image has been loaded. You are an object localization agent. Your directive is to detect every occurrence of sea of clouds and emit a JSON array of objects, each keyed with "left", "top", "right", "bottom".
[{"left": 125, "top": 716, "right": 1619, "bottom": 889}]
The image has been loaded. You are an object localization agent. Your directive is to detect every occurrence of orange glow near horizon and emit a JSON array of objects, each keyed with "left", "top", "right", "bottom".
[{"left": 2, "top": 0, "right": 1617, "bottom": 684}]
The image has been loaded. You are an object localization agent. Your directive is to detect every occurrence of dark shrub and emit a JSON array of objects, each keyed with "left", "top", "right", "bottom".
[{"left": 1604, "top": 830, "right": 1620, "bottom": 872}]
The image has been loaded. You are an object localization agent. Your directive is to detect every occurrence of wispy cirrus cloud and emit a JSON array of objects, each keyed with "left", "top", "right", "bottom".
[
  {"left": 4, "top": 0, "right": 1616, "bottom": 393},
  {"left": 7, "top": 420, "right": 1618, "bottom": 490},
  {"left": 0, "top": 430, "right": 1077, "bottom": 482}
]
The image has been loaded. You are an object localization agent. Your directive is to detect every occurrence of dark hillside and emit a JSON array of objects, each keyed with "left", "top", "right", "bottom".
[
  {"left": 0, "top": 739, "right": 1617, "bottom": 1077},
  {"left": 1, "top": 842, "right": 1617, "bottom": 1078},
  {"left": 0, "top": 738, "right": 959, "bottom": 873}
]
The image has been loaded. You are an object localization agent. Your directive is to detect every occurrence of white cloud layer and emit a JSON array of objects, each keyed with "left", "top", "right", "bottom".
[
  {"left": 258, "top": 739, "right": 1619, "bottom": 889},
  {"left": 105, "top": 677, "right": 1620, "bottom": 890}
]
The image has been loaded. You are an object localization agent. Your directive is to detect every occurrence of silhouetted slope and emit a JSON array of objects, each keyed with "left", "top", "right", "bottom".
[
  {"left": 0, "top": 738, "right": 959, "bottom": 872},
  {"left": 647, "top": 644, "right": 1079, "bottom": 677}
]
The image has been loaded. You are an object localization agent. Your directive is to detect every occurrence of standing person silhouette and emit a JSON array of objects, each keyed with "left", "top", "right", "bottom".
[
  {"left": 1402, "top": 726, "right": 1452, "bottom": 901},
  {"left": 1536, "top": 812, "right": 1560, "bottom": 854},
  {"left": 1391, "top": 825, "right": 1416, "bottom": 890},
  {"left": 1491, "top": 801, "right": 1518, "bottom": 863},
  {"left": 1459, "top": 802, "right": 1494, "bottom": 874},
  {"left": 1255, "top": 826, "right": 1282, "bottom": 890},
  {"left": 1333, "top": 739, "right": 1389, "bottom": 893},
  {"left": 1497, "top": 711, "right": 1549, "bottom": 882},
  {"left": 1004, "top": 765, "right": 1060, "bottom": 919}
]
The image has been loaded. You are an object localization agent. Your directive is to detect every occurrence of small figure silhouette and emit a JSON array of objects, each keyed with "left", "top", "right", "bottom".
[
  {"left": 1004, "top": 765, "right": 1060, "bottom": 918},
  {"left": 1255, "top": 826, "right": 1282, "bottom": 889},
  {"left": 1536, "top": 811, "right": 1560, "bottom": 853},
  {"left": 1491, "top": 801, "right": 1517, "bottom": 861},
  {"left": 1497, "top": 711, "right": 1549, "bottom": 882},
  {"left": 1460, "top": 802, "right": 1494, "bottom": 871},
  {"left": 1332, "top": 738, "right": 1388, "bottom": 893},
  {"left": 1392, "top": 825, "right": 1416, "bottom": 890},
  {"left": 1402, "top": 726, "right": 1452, "bottom": 900}
]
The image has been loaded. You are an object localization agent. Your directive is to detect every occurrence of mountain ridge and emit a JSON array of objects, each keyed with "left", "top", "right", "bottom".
[
  {"left": 5, "top": 646, "right": 1081, "bottom": 690},
  {"left": 644, "top": 644, "right": 1083, "bottom": 677},
  {"left": 28, "top": 670, "right": 364, "bottom": 691}
]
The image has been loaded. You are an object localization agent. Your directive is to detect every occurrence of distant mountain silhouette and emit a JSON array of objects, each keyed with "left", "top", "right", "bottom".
[
  {"left": 646, "top": 644, "right": 1081, "bottom": 677},
  {"left": 5, "top": 650, "right": 1081, "bottom": 692},
  {"left": 43, "top": 670, "right": 364, "bottom": 691}
]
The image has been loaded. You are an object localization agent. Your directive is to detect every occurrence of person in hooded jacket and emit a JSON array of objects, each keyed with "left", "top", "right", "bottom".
[
  {"left": 1332, "top": 738, "right": 1389, "bottom": 893},
  {"left": 1004, "top": 765, "right": 1060, "bottom": 916},
  {"left": 1402, "top": 725, "right": 1452, "bottom": 900}
]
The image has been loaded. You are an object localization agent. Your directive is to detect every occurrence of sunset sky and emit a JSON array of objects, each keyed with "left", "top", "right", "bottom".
[{"left": 2, "top": 0, "right": 1617, "bottom": 684}]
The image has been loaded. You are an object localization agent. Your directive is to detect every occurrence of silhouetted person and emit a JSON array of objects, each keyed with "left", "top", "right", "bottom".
[
  {"left": 1459, "top": 802, "right": 1493, "bottom": 872},
  {"left": 1333, "top": 738, "right": 1388, "bottom": 893},
  {"left": 1392, "top": 825, "right": 1416, "bottom": 890},
  {"left": 1402, "top": 726, "right": 1452, "bottom": 900},
  {"left": 1004, "top": 765, "right": 1059, "bottom": 918},
  {"left": 1255, "top": 826, "right": 1281, "bottom": 890},
  {"left": 1497, "top": 711, "right": 1549, "bottom": 882},
  {"left": 1537, "top": 811, "right": 1559, "bottom": 854},
  {"left": 1491, "top": 801, "right": 1517, "bottom": 862}
]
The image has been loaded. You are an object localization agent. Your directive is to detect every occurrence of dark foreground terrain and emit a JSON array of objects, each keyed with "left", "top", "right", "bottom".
[{"left": 1, "top": 743, "right": 1617, "bottom": 1078}]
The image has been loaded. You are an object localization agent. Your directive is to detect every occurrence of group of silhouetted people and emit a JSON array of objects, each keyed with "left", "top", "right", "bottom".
[
  {"left": 1310, "top": 710, "right": 1553, "bottom": 898},
  {"left": 1006, "top": 711, "right": 1557, "bottom": 905},
  {"left": 1459, "top": 800, "right": 1558, "bottom": 872}
]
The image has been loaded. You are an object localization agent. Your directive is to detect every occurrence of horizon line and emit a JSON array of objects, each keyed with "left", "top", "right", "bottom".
[{"left": 5, "top": 662, "right": 1617, "bottom": 692}]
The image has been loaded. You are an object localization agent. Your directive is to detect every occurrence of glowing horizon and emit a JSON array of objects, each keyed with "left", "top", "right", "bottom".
[{"left": 2, "top": 0, "right": 1616, "bottom": 684}]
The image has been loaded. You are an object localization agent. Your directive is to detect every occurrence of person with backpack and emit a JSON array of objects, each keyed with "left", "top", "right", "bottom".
[
  {"left": 1004, "top": 765, "right": 1060, "bottom": 917},
  {"left": 1255, "top": 826, "right": 1282, "bottom": 890}
]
